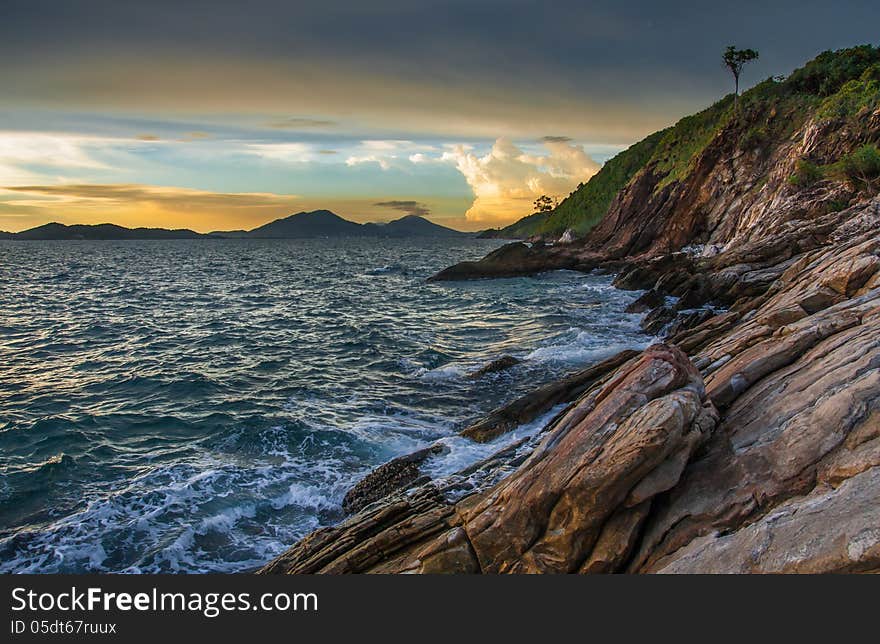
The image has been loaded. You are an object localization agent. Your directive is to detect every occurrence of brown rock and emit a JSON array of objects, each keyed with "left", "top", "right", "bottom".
[{"left": 341, "top": 445, "right": 443, "bottom": 515}]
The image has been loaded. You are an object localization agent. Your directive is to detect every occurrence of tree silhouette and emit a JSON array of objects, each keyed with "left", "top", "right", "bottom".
[
  {"left": 533, "top": 195, "right": 558, "bottom": 213},
  {"left": 723, "top": 46, "right": 759, "bottom": 110}
]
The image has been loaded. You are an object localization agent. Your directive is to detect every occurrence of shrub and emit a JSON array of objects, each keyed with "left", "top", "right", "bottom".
[
  {"left": 787, "top": 45, "right": 880, "bottom": 97},
  {"left": 837, "top": 144, "right": 880, "bottom": 191},
  {"left": 742, "top": 125, "right": 769, "bottom": 151},
  {"left": 824, "top": 199, "right": 850, "bottom": 214},
  {"left": 818, "top": 71, "right": 880, "bottom": 120},
  {"left": 789, "top": 159, "right": 824, "bottom": 187}
]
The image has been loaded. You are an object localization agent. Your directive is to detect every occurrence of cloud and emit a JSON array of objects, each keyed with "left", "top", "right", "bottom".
[
  {"left": 136, "top": 134, "right": 161, "bottom": 141},
  {"left": 4, "top": 184, "right": 298, "bottom": 207},
  {"left": 345, "top": 154, "right": 392, "bottom": 170},
  {"left": 0, "top": 131, "right": 114, "bottom": 184},
  {"left": 180, "top": 131, "right": 211, "bottom": 141},
  {"left": 540, "top": 135, "right": 573, "bottom": 143},
  {"left": 373, "top": 200, "right": 431, "bottom": 217},
  {"left": 360, "top": 140, "right": 413, "bottom": 151},
  {"left": 346, "top": 140, "right": 439, "bottom": 170},
  {"left": 245, "top": 142, "right": 314, "bottom": 162},
  {"left": 441, "top": 137, "right": 599, "bottom": 224},
  {"left": 265, "top": 117, "right": 338, "bottom": 129}
]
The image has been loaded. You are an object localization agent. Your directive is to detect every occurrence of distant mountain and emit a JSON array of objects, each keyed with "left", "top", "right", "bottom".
[
  {"left": 11, "top": 222, "right": 205, "bottom": 240},
  {"left": 244, "top": 210, "right": 469, "bottom": 238},
  {"left": 245, "top": 210, "right": 365, "bottom": 238},
  {"left": 5, "top": 210, "right": 471, "bottom": 240},
  {"left": 363, "top": 214, "right": 469, "bottom": 238}
]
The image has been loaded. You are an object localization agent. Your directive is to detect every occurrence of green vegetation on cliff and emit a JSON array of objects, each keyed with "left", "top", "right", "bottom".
[
  {"left": 540, "top": 129, "right": 667, "bottom": 235},
  {"left": 493, "top": 44, "right": 880, "bottom": 240},
  {"left": 790, "top": 143, "right": 880, "bottom": 192}
]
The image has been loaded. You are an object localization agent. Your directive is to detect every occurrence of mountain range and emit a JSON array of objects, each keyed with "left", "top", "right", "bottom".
[{"left": 0, "top": 210, "right": 472, "bottom": 240}]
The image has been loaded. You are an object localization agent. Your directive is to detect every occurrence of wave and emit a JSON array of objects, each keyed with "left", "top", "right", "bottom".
[
  {"left": 0, "top": 426, "right": 357, "bottom": 574},
  {"left": 0, "top": 239, "right": 649, "bottom": 572},
  {"left": 365, "top": 263, "right": 405, "bottom": 276}
]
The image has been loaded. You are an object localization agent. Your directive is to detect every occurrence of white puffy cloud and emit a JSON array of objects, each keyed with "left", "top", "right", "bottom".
[
  {"left": 346, "top": 140, "right": 439, "bottom": 170},
  {"left": 345, "top": 154, "right": 393, "bottom": 170},
  {"left": 441, "top": 137, "right": 599, "bottom": 224}
]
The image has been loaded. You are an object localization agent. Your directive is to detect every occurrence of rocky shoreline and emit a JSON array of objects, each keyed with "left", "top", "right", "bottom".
[
  {"left": 261, "top": 54, "right": 880, "bottom": 573},
  {"left": 261, "top": 199, "right": 879, "bottom": 573}
]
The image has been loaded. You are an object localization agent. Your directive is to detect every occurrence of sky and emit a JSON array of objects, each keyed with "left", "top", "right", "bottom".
[{"left": 1, "top": 0, "right": 877, "bottom": 232}]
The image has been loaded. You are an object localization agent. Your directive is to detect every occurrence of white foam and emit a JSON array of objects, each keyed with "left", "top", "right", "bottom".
[
  {"left": 415, "top": 363, "right": 467, "bottom": 381},
  {"left": 0, "top": 433, "right": 357, "bottom": 574},
  {"left": 421, "top": 404, "right": 567, "bottom": 480},
  {"left": 526, "top": 336, "right": 644, "bottom": 365}
]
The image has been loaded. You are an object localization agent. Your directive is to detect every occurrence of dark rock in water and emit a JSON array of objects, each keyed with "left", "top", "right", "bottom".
[
  {"left": 640, "top": 306, "right": 676, "bottom": 335},
  {"left": 460, "top": 349, "right": 639, "bottom": 443},
  {"left": 625, "top": 289, "right": 665, "bottom": 313},
  {"left": 466, "top": 355, "right": 521, "bottom": 379},
  {"left": 676, "top": 284, "right": 709, "bottom": 310},
  {"left": 341, "top": 445, "right": 445, "bottom": 515},
  {"left": 427, "top": 242, "right": 575, "bottom": 281},
  {"left": 642, "top": 306, "right": 716, "bottom": 338},
  {"left": 663, "top": 309, "right": 717, "bottom": 339},
  {"left": 613, "top": 254, "right": 696, "bottom": 291}
]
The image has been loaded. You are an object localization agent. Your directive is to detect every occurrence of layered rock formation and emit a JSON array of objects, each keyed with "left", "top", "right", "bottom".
[
  {"left": 261, "top": 345, "right": 718, "bottom": 573},
  {"left": 262, "top": 47, "right": 880, "bottom": 574},
  {"left": 262, "top": 196, "right": 880, "bottom": 575}
]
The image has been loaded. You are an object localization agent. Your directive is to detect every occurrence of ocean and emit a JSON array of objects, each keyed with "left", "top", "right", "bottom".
[{"left": 0, "top": 238, "right": 646, "bottom": 572}]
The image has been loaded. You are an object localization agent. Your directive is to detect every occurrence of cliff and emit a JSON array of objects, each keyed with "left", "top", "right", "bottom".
[
  {"left": 484, "top": 45, "right": 880, "bottom": 243},
  {"left": 261, "top": 45, "right": 880, "bottom": 574}
]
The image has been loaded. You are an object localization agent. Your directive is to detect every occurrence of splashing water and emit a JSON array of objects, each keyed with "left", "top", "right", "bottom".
[{"left": 0, "top": 238, "right": 646, "bottom": 572}]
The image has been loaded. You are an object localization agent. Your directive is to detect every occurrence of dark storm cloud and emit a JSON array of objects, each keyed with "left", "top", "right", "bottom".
[
  {"left": 374, "top": 200, "right": 431, "bottom": 217},
  {"left": 1, "top": 1, "right": 877, "bottom": 140}
]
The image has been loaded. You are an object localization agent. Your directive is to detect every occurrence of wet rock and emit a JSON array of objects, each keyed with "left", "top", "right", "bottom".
[
  {"left": 427, "top": 242, "right": 575, "bottom": 281},
  {"left": 466, "top": 355, "right": 520, "bottom": 379},
  {"left": 341, "top": 445, "right": 445, "bottom": 515},
  {"left": 625, "top": 289, "right": 665, "bottom": 313},
  {"left": 662, "top": 309, "right": 717, "bottom": 340},
  {"left": 640, "top": 306, "right": 675, "bottom": 335},
  {"left": 259, "top": 487, "right": 456, "bottom": 574}
]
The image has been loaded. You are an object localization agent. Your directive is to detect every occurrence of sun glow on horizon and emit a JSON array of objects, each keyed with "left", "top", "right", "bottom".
[{"left": 0, "top": 129, "right": 610, "bottom": 233}]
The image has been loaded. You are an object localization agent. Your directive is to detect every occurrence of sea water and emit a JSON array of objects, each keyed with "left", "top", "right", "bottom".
[{"left": 0, "top": 238, "right": 646, "bottom": 572}]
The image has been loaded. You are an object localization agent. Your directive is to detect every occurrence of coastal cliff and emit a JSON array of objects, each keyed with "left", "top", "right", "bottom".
[{"left": 261, "top": 46, "right": 880, "bottom": 574}]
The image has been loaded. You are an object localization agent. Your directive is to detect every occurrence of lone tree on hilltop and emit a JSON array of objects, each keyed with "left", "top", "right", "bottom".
[{"left": 723, "top": 45, "right": 759, "bottom": 109}]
